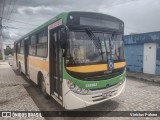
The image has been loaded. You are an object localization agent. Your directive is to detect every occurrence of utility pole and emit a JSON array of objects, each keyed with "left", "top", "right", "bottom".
[{"left": 0, "top": 18, "right": 5, "bottom": 61}]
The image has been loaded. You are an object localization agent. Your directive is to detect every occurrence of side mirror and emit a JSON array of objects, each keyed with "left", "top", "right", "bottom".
[{"left": 60, "top": 28, "right": 68, "bottom": 49}]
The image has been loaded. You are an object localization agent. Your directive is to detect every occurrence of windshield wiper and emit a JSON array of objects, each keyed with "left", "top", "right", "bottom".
[
  {"left": 109, "top": 34, "right": 121, "bottom": 60},
  {"left": 85, "top": 27, "right": 103, "bottom": 61},
  {"left": 108, "top": 37, "right": 112, "bottom": 59},
  {"left": 85, "top": 28, "right": 101, "bottom": 49}
]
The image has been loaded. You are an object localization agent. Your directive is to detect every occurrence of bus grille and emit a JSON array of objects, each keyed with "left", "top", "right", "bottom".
[
  {"left": 67, "top": 67, "right": 125, "bottom": 81},
  {"left": 84, "top": 69, "right": 124, "bottom": 81}
]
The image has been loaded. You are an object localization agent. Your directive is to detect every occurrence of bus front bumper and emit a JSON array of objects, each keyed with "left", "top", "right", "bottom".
[{"left": 64, "top": 78, "right": 126, "bottom": 110}]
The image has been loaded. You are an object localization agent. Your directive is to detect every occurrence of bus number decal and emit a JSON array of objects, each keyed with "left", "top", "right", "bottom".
[{"left": 85, "top": 83, "right": 97, "bottom": 88}]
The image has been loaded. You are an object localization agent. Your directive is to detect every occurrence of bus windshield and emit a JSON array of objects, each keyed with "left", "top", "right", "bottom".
[{"left": 65, "top": 31, "right": 124, "bottom": 66}]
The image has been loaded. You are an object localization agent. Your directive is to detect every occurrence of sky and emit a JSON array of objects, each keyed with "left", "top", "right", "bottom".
[{"left": 0, "top": 0, "right": 160, "bottom": 45}]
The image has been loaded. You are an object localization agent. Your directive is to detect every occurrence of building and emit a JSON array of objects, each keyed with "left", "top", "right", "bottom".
[{"left": 124, "top": 31, "right": 160, "bottom": 75}]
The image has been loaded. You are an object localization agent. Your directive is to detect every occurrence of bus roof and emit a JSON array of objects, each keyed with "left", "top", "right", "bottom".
[
  {"left": 16, "top": 12, "right": 69, "bottom": 42},
  {"left": 16, "top": 11, "right": 123, "bottom": 42}
]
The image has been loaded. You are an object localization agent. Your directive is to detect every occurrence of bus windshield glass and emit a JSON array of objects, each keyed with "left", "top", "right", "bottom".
[{"left": 65, "top": 31, "right": 124, "bottom": 66}]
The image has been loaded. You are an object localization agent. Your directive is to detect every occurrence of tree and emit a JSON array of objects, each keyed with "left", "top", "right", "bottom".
[
  {"left": 4, "top": 46, "right": 13, "bottom": 56},
  {"left": 0, "top": 52, "right": 2, "bottom": 60}
]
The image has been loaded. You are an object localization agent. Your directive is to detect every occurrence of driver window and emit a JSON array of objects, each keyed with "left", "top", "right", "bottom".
[{"left": 69, "top": 32, "right": 91, "bottom": 64}]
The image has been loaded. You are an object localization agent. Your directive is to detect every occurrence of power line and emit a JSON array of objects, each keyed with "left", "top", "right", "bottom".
[
  {"left": 1, "top": 17, "right": 39, "bottom": 26},
  {"left": 3, "top": 0, "right": 13, "bottom": 26},
  {"left": 1, "top": 0, "right": 6, "bottom": 20},
  {"left": 7, "top": 0, "right": 16, "bottom": 21},
  {"left": 0, "top": 16, "right": 5, "bottom": 61},
  {"left": 2, "top": 28, "right": 18, "bottom": 41},
  {"left": 7, "top": 22, "right": 35, "bottom": 28},
  {"left": 2, "top": 28, "right": 11, "bottom": 39},
  {"left": 6, "top": 0, "right": 17, "bottom": 25},
  {"left": 2, "top": 27, "right": 23, "bottom": 37},
  {"left": 2, "top": 25, "right": 19, "bottom": 29},
  {"left": 2, "top": 25, "right": 32, "bottom": 29}
]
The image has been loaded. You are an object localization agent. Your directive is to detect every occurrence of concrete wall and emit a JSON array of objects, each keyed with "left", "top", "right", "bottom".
[
  {"left": 125, "top": 31, "right": 160, "bottom": 45},
  {"left": 124, "top": 31, "right": 160, "bottom": 75},
  {"left": 125, "top": 45, "right": 143, "bottom": 72},
  {"left": 156, "top": 48, "right": 160, "bottom": 75}
]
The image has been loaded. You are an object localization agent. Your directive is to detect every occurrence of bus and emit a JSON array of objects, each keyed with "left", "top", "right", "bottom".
[{"left": 14, "top": 11, "right": 126, "bottom": 110}]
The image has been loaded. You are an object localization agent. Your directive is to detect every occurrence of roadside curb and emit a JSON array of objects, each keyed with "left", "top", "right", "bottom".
[{"left": 126, "top": 72, "right": 160, "bottom": 84}]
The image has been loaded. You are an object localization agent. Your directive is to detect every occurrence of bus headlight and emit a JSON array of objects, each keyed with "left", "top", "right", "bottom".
[
  {"left": 66, "top": 80, "right": 89, "bottom": 95},
  {"left": 77, "top": 88, "right": 82, "bottom": 93},
  {"left": 82, "top": 89, "right": 88, "bottom": 94},
  {"left": 70, "top": 84, "right": 75, "bottom": 89}
]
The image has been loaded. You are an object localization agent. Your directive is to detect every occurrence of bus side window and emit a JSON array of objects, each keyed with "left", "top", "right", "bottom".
[
  {"left": 37, "top": 29, "right": 48, "bottom": 57},
  {"left": 20, "top": 40, "right": 24, "bottom": 54},
  {"left": 29, "top": 35, "right": 37, "bottom": 56},
  {"left": 14, "top": 42, "right": 16, "bottom": 53},
  {"left": 17, "top": 42, "right": 21, "bottom": 54}
]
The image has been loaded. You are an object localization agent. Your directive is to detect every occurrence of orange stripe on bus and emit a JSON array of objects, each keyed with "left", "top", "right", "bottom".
[
  {"left": 28, "top": 56, "right": 49, "bottom": 72},
  {"left": 114, "top": 62, "right": 126, "bottom": 68},
  {"left": 66, "top": 62, "right": 126, "bottom": 73}
]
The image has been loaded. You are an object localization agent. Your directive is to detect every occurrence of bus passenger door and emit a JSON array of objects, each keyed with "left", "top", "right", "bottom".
[
  {"left": 24, "top": 39, "right": 29, "bottom": 75},
  {"left": 50, "top": 29, "right": 63, "bottom": 103}
]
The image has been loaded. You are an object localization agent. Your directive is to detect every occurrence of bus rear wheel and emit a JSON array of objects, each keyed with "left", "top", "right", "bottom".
[{"left": 40, "top": 75, "right": 50, "bottom": 99}]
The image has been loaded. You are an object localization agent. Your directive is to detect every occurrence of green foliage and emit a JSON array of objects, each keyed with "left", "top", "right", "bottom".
[
  {"left": 4, "top": 46, "right": 14, "bottom": 56},
  {"left": 0, "top": 52, "right": 2, "bottom": 60}
]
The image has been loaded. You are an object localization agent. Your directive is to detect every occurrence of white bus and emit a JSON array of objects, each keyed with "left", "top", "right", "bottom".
[{"left": 14, "top": 11, "right": 126, "bottom": 110}]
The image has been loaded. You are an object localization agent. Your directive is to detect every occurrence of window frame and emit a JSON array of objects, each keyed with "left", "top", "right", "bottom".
[
  {"left": 36, "top": 43, "right": 48, "bottom": 57},
  {"left": 29, "top": 34, "right": 37, "bottom": 56},
  {"left": 17, "top": 42, "right": 21, "bottom": 54},
  {"left": 20, "top": 40, "right": 24, "bottom": 54},
  {"left": 28, "top": 27, "right": 48, "bottom": 58},
  {"left": 36, "top": 28, "right": 48, "bottom": 58},
  {"left": 38, "top": 28, "right": 48, "bottom": 44}
]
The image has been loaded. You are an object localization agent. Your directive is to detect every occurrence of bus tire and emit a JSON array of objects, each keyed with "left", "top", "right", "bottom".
[{"left": 40, "top": 75, "right": 50, "bottom": 99}]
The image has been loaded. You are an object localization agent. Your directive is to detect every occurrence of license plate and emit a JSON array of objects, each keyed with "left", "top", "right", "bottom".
[{"left": 102, "top": 92, "right": 112, "bottom": 98}]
